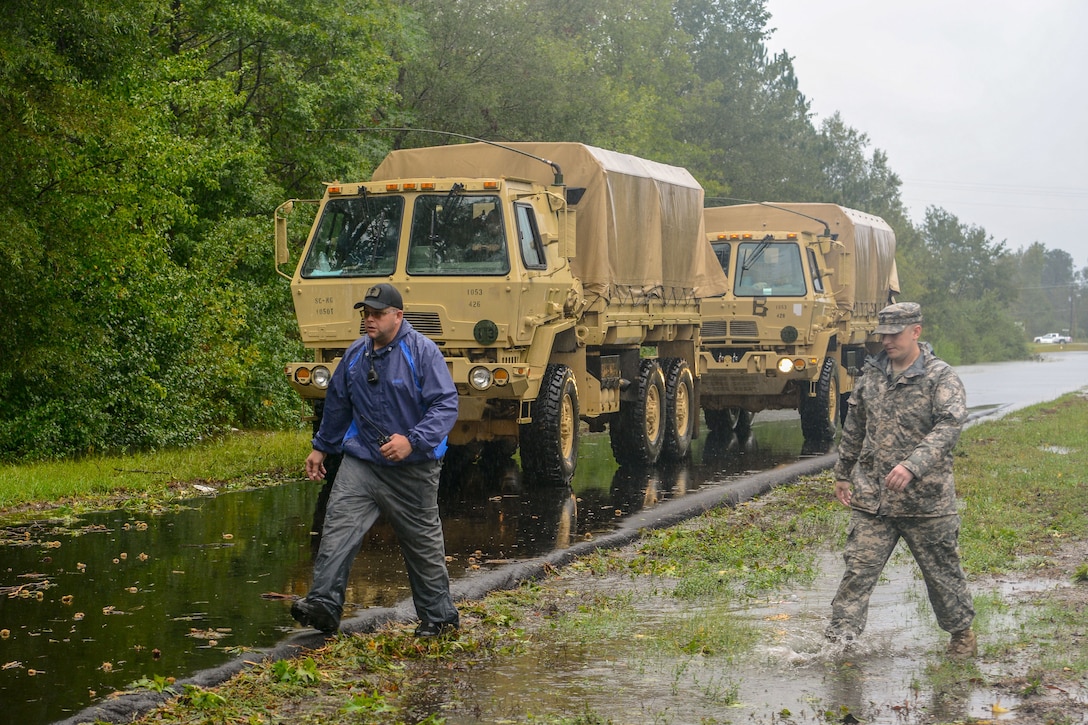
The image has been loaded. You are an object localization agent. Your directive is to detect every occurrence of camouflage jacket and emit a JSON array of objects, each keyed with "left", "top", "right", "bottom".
[{"left": 833, "top": 342, "right": 967, "bottom": 516}]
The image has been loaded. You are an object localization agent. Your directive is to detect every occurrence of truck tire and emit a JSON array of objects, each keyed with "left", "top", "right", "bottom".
[
  {"left": 799, "top": 356, "right": 839, "bottom": 443},
  {"left": 610, "top": 358, "right": 666, "bottom": 466},
  {"left": 519, "top": 364, "right": 579, "bottom": 483},
  {"left": 661, "top": 358, "right": 695, "bottom": 461},
  {"left": 703, "top": 407, "right": 732, "bottom": 431},
  {"left": 733, "top": 408, "right": 752, "bottom": 438},
  {"left": 704, "top": 407, "right": 751, "bottom": 437}
]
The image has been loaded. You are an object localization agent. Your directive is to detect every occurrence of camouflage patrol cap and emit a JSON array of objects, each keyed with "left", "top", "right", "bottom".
[{"left": 875, "top": 302, "right": 923, "bottom": 334}]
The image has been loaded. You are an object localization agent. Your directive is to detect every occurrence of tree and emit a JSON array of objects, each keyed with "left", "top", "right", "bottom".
[
  {"left": 0, "top": 0, "right": 409, "bottom": 460},
  {"left": 672, "top": 0, "right": 826, "bottom": 202},
  {"left": 900, "top": 207, "right": 1026, "bottom": 364}
]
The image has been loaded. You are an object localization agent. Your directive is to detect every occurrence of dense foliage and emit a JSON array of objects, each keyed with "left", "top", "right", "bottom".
[{"left": 0, "top": 0, "right": 1082, "bottom": 461}]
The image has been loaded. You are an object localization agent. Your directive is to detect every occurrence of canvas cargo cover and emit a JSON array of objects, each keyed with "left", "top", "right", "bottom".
[
  {"left": 703, "top": 203, "right": 899, "bottom": 315},
  {"left": 372, "top": 142, "right": 729, "bottom": 302}
]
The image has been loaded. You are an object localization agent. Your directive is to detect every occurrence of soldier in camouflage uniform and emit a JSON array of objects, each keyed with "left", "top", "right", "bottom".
[{"left": 827, "top": 302, "right": 977, "bottom": 658}]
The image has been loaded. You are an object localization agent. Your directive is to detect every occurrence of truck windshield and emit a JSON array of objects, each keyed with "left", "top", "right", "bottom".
[
  {"left": 301, "top": 195, "right": 403, "bottom": 278},
  {"left": 407, "top": 194, "right": 510, "bottom": 275},
  {"left": 734, "top": 242, "right": 807, "bottom": 297}
]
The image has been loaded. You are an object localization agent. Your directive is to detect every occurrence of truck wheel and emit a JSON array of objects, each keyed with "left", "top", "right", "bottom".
[
  {"left": 519, "top": 364, "right": 579, "bottom": 483},
  {"left": 733, "top": 408, "right": 752, "bottom": 438},
  {"left": 661, "top": 358, "right": 695, "bottom": 461},
  {"left": 799, "top": 357, "right": 839, "bottom": 443},
  {"left": 703, "top": 407, "right": 733, "bottom": 431},
  {"left": 611, "top": 358, "right": 666, "bottom": 466}
]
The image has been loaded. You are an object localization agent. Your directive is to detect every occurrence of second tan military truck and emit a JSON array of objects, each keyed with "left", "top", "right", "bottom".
[
  {"left": 697, "top": 202, "right": 899, "bottom": 444},
  {"left": 275, "top": 142, "right": 728, "bottom": 482}
]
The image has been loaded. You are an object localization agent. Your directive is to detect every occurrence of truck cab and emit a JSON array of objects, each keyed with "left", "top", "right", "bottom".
[{"left": 697, "top": 203, "right": 898, "bottom": 444}]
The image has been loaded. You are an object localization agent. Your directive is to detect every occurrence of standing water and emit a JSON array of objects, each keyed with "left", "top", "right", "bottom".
[
  {"left": 3, "top": 350, "right": 1084, "bottom": 723},
  {"left": 0, "top": 415, "right": 807, "bottom": 724}
]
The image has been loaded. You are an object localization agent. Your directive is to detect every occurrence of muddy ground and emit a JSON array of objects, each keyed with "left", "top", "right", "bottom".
[{"left": 397, "top": 512, "right": 1088, "bottom": 725}]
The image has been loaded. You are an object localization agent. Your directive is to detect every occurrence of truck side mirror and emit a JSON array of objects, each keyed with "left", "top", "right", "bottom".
[{"left": 274, "top": 201, "right": 294, "bottom": 278}]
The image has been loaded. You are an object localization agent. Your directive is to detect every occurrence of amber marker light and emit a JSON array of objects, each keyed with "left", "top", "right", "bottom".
[
  {"left": 493, "top": 369, "right": 510, "bottom": 386},
  {"left": 294, "top": 367, "right": 312, "bottom": 385}
]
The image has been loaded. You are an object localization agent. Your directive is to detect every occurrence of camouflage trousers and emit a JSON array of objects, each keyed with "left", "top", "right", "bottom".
[{"left": 828, "top": 510, "right": 974, "bottom": 638}]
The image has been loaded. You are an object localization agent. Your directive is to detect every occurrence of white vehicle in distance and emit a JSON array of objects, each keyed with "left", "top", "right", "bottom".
[{"left": 1034, "top": 332, "right": 1072, "bottom": 344}]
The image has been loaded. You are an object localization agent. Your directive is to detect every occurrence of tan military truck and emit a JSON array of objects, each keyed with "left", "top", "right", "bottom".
[
  {"left": 275, "top": 142, "right": 728, "bottom": 482},
  {"left": 697, "top": 202, "right": 899, "bottom": 443}
]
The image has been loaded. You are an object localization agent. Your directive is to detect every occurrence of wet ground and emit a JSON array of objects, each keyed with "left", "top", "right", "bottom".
[
  {"left": 430, "top": 539, "right": 1088, "bottom": 724},
  {"left": 1, "top": 417, "right": 811, "bottom": 724},
  {"left": 2, "top": 350, "right": 1086, "bottom": 724}
]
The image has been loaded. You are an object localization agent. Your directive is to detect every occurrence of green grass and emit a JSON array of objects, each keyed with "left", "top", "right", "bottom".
[
  {"left": 0, "top": 429, "right": 310, "bottom": 517},
  {"left": 955, "top": 393, "right": 1088, "bottom": 573}
]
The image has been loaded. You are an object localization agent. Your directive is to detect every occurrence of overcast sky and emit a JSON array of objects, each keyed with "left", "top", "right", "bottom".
[{"left": 765, "top": 0, "right": 1088, "bottom": 270}]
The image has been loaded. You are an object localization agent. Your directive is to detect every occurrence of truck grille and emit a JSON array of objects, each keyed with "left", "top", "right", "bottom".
[
  {"left": 702, "top": 321, "right": 728, "bottom": 338},
  {"left": 730, "top": 321, "right": 758, "bottom": 337},
  {"left": 404, "top": 311, "right": 443, "bottom": 335}
]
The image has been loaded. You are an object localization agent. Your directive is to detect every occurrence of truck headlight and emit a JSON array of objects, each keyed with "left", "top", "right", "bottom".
[
  {"left": 311, "top": 366, "right": 331, "bottom": 389},
  {"left": 777, "top": 358, "right": 795, "bottom": 374},
  {"left": 469, "top": 366, "right": 494, "bottom": 390}
]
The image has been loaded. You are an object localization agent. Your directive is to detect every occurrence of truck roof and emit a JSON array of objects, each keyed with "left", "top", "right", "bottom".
[
  {"left": 703, "top": 202, "right": 900, "bottom": 314},
  {"left": 372, "top": 142, "right": 729, "bottom": 302}
]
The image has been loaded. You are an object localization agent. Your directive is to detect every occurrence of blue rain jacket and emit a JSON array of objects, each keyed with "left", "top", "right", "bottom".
[{"left": 313, "top": 320, "right": 458, "bottom": 464}]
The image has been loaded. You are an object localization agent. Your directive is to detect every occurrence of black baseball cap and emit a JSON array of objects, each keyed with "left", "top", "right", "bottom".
[{"left": 354, "top": 283, "right": 403, "bottom": 311}]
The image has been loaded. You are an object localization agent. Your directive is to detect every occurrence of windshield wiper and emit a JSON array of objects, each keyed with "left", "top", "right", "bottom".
[{"left": 741, "top": 234, "right": 775, "bottom": 272}]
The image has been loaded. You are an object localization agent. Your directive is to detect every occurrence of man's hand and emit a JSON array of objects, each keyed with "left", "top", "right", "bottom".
[
  {"left": 305, "top": 449, "right": 327, "bottom": 481},
  {"left": 380, "top": 433, "right": 414, "bottom": 463},
  {"left": 834, "top": 479, "right": 852, "bottom": 507},
  {"left": 884, "top": 463, "right": 915, "bottom": 492}
]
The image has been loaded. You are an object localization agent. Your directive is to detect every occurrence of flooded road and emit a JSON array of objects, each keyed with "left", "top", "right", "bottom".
[
  {"left": 1, "top": 350, "right": 1085, "bottom": 724},
  {"left": 0, "top": 415, "right": 807, "bottom": 724}
]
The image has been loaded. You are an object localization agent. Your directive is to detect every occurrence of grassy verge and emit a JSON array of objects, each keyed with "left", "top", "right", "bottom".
[
  {"left": 956, "top": 395, "right": 1088, "bottom": 572},
  {"left": 0, "top": 429, "right": 311, "bottom": 519}
]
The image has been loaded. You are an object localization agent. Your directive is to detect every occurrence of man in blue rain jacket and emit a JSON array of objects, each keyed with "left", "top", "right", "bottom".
[{"left": 292, "top": 283, "right": 460, "bottom": 637}]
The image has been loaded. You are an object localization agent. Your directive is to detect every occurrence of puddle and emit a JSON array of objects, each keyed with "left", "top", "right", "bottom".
[
  {"left": 0, "top": 417, "right": 810, "bottom": 724},
  {"left": 425, "top": 551, "right": 1037, "bottom": 724}
]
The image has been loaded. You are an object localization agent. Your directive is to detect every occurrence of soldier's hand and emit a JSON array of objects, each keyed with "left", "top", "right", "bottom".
[
  {"left": 834, "top": 479, "right": 852, "bottom": 506},
  {"left": 884, "top": 464, "right": 915, "bottom": 492},
  {"left": 380, "top": 433, "right": 413, "bottom": 462}
]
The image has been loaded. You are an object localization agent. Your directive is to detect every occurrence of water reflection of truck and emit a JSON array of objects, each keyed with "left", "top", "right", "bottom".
[
  {"left": 275, "top": 142, "right": 728, "bottom": 482},
  {"left": 698, "top": 203, "right": 899, "bottom": 443}
]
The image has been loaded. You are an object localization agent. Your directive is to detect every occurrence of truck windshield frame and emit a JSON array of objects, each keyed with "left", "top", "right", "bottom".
[
  {"left": 300, "top": 196, "right": 403, "bottom": 278},
  {"left": 407, "top": 193, "right": 511, "bottom": 275},
  {"left": 734, "top": 241, "right": 807, "bottom": 297}
]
